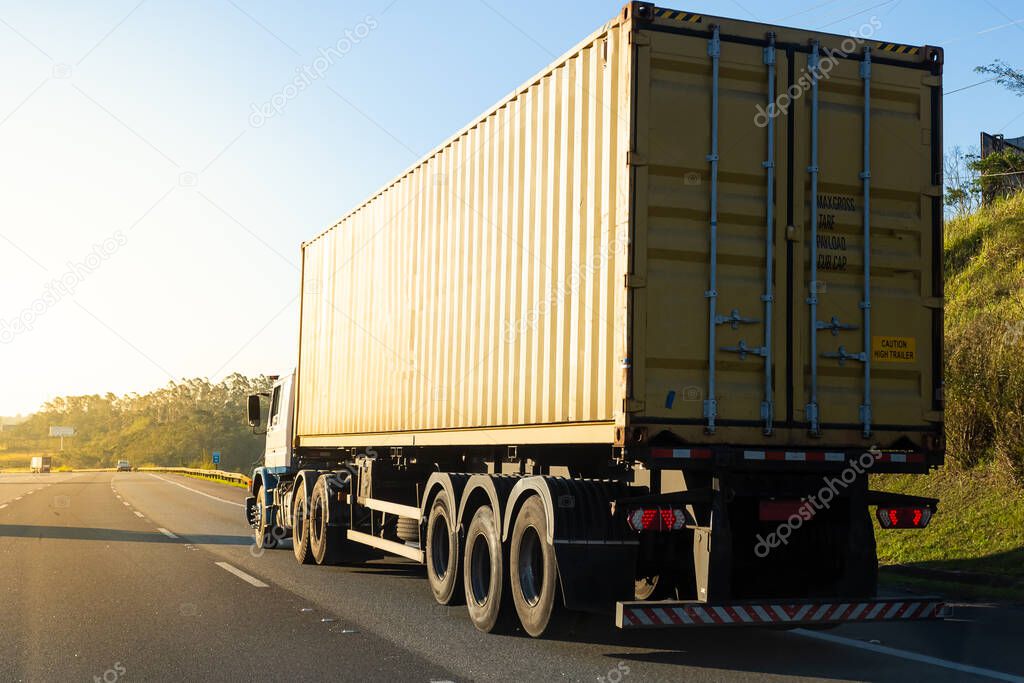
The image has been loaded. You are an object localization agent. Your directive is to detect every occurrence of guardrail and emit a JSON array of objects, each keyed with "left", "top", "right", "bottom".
[
  {"left": 139, "top": 467, "right": 251, "bottom": 487},
  {"left": 1, "top": 465, "right": 251, "bottom": 487}
]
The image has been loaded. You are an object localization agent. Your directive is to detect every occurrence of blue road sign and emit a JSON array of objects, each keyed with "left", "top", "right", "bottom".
[{"left": 212, "top": 451, "right": 221, "bottom": 465}]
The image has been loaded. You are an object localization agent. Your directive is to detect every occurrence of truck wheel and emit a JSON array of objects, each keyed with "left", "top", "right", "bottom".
[
  {"left": 254, "top": 494, "right": 278, "bottom": 550},
  {"left": 309, "top": 478, "right": 347, "bottom": 565},
  {"left": 425, "top": 491, "right": 463, "bottom": 605},
  {"left": 510, "top": 496, "right": 562, "bottom": 637},
  {"left": 463, "top": 505, "right": 513, "bottom": 633},
  {"left": 292, "top": 485, "right": 314, "bottom": 564}
]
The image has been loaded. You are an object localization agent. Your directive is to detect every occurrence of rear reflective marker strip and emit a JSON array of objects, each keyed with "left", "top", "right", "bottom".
[{"left": 620, "top": 599, "right": 945, "bottom": 627}]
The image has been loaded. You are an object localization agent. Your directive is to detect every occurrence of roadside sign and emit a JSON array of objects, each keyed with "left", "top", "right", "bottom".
[
  {"left": 212, "top": 451, "right": 221, "bottom": 465},
  {"left": 49, "top": 426, "right": 74, "bottom": 437}
]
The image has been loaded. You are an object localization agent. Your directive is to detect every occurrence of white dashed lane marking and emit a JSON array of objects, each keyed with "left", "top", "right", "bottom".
[
  {"left": 215, "top": 562, "right": 268, "bottom": 588},
  {"left": 147, "top": 473, "right": 245, "bottom": 507},
  {"left": 793, "top": 629, "right": 1024, "bottom": 682},
  {"left": 133, "top": 511, "right": 145, "bottom": 518}
]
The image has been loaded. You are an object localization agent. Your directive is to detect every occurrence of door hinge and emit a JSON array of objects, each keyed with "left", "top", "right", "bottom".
[
  {"left": 630, "top": 31, "right": 651, "bottom": 47},
  {"left": 624, "top": 273, "right": 647, "bottom": 288},
  {"left": 627, "top": 150, "right": 647, "bottom": 166},
  {"left": 623, "top": 398, "right": 646, "bottom": 413}
]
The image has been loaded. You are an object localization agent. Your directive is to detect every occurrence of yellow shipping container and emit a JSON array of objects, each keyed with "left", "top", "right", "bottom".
[{"left": 295, "top": 3, "right": 943, "bottom": 462}]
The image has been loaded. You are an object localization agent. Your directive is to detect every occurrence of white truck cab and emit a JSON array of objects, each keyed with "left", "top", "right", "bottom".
[{"left": 249, "top": 372, "right": 294, "bottom": 469}]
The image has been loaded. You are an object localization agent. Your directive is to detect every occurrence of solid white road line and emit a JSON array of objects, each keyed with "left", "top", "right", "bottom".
[
  {"left": 156, "top": 527, "right": 178, "bottom": 539},
  {"left": 215, "top": 562, "right": 268, "bottom": 588},
  {"left": 148, "top": 473, "right": 244, "bottom": 507},
  {"left": 792, "top": 628, "right": 1024, "bottom": 682},
  {"left": 133, "top": 511, "right": 145, "bottom": 518}
]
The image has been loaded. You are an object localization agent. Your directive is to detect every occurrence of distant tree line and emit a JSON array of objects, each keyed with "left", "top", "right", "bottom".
[{"left": 0, "top": 374, "right": 272, "bottom": 473}]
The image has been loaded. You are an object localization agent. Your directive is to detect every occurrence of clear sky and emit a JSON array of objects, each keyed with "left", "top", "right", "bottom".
[{"left": 1, "top": 0, "right": 1021, "bottom": 416}]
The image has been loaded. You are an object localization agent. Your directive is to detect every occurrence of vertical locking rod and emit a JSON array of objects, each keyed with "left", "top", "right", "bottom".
[
  {"left": 704, "top": 26, "right": 721, "bottom": 433},
  {"left": 859, "top": 47, "right": 873, "bottom": 437},
  {"left": 805, "top": 41, "right": 821, "bottom": 436},
  {"left": 761, "top": 33, "right": 777, "bottom": 435}
]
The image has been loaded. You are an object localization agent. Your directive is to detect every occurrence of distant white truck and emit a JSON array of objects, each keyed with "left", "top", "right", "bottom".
[{"left": 30, "top": 456, "right": 51, "bottom": 473}]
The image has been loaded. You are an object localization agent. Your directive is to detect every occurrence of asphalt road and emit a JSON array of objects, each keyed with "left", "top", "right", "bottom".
[{"left": 1, "top": 471, "right": 1022, "bottom": 682}]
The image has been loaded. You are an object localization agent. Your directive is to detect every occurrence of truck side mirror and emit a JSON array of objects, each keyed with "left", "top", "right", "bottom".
[{"left": 247, "top": 394, "right": 262, "bottom": 428}]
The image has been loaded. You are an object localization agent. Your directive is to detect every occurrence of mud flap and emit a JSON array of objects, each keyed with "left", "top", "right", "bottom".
[
  {"left": 554, "top": 544, "right": 637, "bottom": 613},
  {"left": 838, "top": 484, "right": 877, "bottom": 597}
]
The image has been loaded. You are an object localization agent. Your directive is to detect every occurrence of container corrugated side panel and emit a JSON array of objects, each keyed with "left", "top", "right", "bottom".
[{"left": 296, "top": 17, "right": 633, "bottom": 442}]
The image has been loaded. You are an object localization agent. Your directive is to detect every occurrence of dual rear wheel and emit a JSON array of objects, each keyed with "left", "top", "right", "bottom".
[
  {"left": 427, "top": 493, "right": 562, "bottom": 637},
  {"left": 308, "top": 476, "right": 349, "bottom": 565}
]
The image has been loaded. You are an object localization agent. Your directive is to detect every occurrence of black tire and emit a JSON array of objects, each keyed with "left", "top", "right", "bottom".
[
  {"left": 425, "top": 492, "right": 463, "bottom": 605},
  {"left": 463, "top": 505, "right": 514, "bottom": 633},
  {"left": 254, "top": 492, "right": 278, "bottom": 550},
  {"left": 292, "top": 483, "right": 314, "bottom": 564},
  {"left": 510, "top": 496, "right": 562, "bottom": 637},
  {"left": 309, "top": 478, "right": 348, "bottom": 565}
]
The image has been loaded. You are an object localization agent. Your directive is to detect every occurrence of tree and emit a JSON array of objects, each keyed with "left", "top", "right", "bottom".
[
  {"left": 944, "top": 145, "right": 980, "bottom": 218},
  {"left": 975, "top": 60, "right": 1024, "bottom": 97},
  {"left": 972, "top": 148, "right": 1024, "bottom": 204},
  {"left": 0, "top": 374, "right": 273, "bottom": 472}
]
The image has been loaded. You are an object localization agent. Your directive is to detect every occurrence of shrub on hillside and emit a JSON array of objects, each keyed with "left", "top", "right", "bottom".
[{"left": 944, "top": 191, "right": 1024, "bottom": 485}]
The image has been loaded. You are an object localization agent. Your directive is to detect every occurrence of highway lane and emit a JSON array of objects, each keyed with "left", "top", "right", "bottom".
[
  {"left": 0, "top": 472, "right": 456, "bottom": 682},
  {"left": 2, "top": 471, "right": 1021, "bottom": 682},
  {"left": 0, "top": 472, "right": 62, "bottom": 508},
  {"left": 100, "top": 470, "right": 1024, "bottom": 682}
]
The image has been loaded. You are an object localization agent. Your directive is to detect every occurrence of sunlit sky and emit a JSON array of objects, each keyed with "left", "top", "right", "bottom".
[{"left": 1, "top": 0, "right": 1022, "bottom": 416}]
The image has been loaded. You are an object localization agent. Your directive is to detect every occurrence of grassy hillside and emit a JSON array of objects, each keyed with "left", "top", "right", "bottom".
[
  {"left": 873, "top": 465, "right": 1024, "bottom": 582},
  {"left": 0, "top": 375, "right": 271, "bottom": 474},
  {"left": 944, "top": 191, "right": 1024, "bottom": 484},
  {"left": 873, "top": 192, "right": 1024, "bottom": 590}
]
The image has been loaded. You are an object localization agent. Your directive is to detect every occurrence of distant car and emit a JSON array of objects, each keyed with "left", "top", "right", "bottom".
[
  {"left": 116, "top": 460, "right": 131, "bottom": 472},
  {"left": 30, "top": 456, "right": 51, "bottom": 473}
]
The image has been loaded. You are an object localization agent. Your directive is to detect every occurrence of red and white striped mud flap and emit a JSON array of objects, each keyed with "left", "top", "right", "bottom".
[{"left": 616, "top": 597, "right": 949, "bottom": 628}]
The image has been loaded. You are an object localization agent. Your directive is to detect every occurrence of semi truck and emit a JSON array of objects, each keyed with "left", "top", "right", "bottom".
[
  {"left": 245, "top": 3, "right": 947, "bottom": 636},
  {"left": 30, "top": 456, "right": 51, "bottom": 474}
]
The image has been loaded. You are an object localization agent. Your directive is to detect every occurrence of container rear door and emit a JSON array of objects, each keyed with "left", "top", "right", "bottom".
[
  {"left": 631, "top": 24, "right": 790, "bottom": 441},
  {"left": 789, "top": 46, "right": 942, "bottom": 438},
  {"left": 630, "top": 12, "right": 942, "bottom": 451}
]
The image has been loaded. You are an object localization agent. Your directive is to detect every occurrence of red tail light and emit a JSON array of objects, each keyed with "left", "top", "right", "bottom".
[
  {"left": 627, "top": 507, "right": 686, "bottom": 532},
  {"left": 877, "top": 506, "right": 932, "bottom": 529}
]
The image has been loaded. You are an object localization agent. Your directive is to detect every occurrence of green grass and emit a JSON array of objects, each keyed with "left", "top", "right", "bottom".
[
  {"left": 943, "top": 192, "right": 1024, "bottom": 483},
  {"left": 873, "top": 463, "right": 1024, "bottom": 583},
  {"left": 879, "top": 572, "right": 1024, "bottom": 603},
  {"left": 180, "top": 472, "right": 248, "bottom": 488}
]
